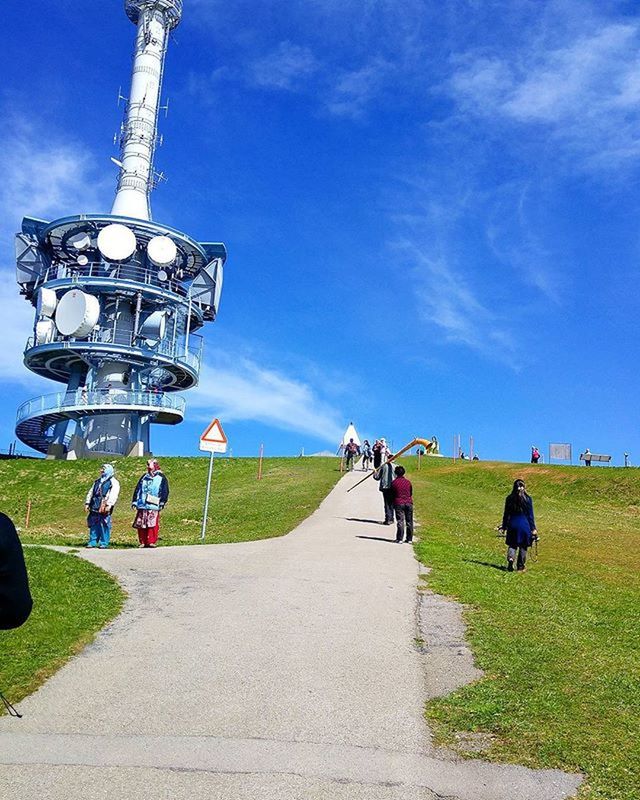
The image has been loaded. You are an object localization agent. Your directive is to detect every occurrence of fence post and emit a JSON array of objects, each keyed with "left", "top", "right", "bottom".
[
  {"left": 25, "top": 499, "right": 32, "bottom": 528},
  {"left": 257, "top": 444, "right": 264, "bottom": 480}
]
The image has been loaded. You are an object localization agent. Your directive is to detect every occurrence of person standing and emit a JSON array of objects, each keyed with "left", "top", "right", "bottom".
[
  {"left": 391, "top": 465, "right": 414, "bottom": 543},
  {"left": 500, "top": 478, "right": 537, "bottom": 572},
  {"left": 344, "top": 438, "right": 360, "bottom": 472},
  {"left": 531, "top": 446, "right": 540, "bottom": 464},
  {"left": 374, "top": 457, "right": 395, "bottom": 525},
  {"left": 372, "top": 439, "right": 383, "bottom": 469},
  {"left": 132, "top": 459, "right": 170, "bottom": 548},
  {"left": 361, "top": 439, "right": 372, "bottom": 471},
  {"left": 84, "top": 464, "right": 120, "bottom": 549},
  {"left": 584, "top": 448, "right": 592, "bottom": 467}
]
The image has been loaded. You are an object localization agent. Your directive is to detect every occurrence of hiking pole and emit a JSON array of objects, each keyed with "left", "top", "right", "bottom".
[
  {"left": 347, "top": 437, "right": 435, "bottom": 492},
  {"left": 0, "top": 691, "right": 22, "bottom": 718}
]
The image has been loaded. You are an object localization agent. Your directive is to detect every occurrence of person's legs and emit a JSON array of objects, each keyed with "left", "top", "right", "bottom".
[
  {"left": 517, "top": 546, "right": 528, "bottom": 570},
  {"left": 404, "top": 505, "right": 414, "bottom": 542},
  {"left": 507, "top": 546, "right": 517, "bottom": 570},
  {"left": 395, "top": 505, "right": 405, "bottom": 542},
  {"left": 87, "top": 516, "right": 99, "bottom": 547},
  {"left": 138, "top": 527, "right": 148, "bottom": 547},
  {"left": 382, "top": 489, "right": 395, "bottom": 524},
  {"left": 99, "top": 515, "right": 112, "bottom": 548},
  {"left": 146, "top": 520, "right": 160, "bottom": 547}
]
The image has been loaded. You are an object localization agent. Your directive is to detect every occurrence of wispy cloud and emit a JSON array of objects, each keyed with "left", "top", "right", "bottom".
[
  {"left": 249, "top": 41, "right": 319, "bottom": 91},
  {"left": 325, "top": 59, "right": 394, "bottom": 118},
  {"left": 189, "top": 353, "right": 343, "bottom": 443},
  {"left": 448, "top": 21, "right": 640, "bottom": 169},
  {"left": 0, "top": 113, "right": 110, "bottom": 387}
]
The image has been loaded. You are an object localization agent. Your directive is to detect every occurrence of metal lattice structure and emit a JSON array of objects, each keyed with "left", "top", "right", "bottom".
[{"left": 15, "top": 0, "right": 226, "bottom": 459}]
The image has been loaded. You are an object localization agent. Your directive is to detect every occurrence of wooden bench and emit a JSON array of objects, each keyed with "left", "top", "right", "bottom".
[{"left": 579, "top": 453, "right": 611, "bottom": 465}]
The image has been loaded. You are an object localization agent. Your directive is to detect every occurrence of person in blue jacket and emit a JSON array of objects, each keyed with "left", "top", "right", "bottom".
[
  {"left": 131, "top": 459, "right": 169, "bottom": 548},
  {"left": 500, "top": 478, "right": 538, "bottom": 572}
]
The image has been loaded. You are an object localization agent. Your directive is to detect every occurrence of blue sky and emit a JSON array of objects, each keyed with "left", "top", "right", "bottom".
[{"left": 0, "top": 0, "right": 639, "bottom": 463}]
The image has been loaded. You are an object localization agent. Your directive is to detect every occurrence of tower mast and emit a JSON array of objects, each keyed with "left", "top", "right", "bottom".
[{"left": 111, "top": 0, "right": 183, "bottom": 220}]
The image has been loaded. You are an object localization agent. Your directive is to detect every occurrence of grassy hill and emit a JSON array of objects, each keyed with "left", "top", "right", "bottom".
[
  {"left": 408, "top": 456, "right": 640, "bottom": 800},
  {"left": 0, "top": 456, "right": 340, "bottom": 547}
]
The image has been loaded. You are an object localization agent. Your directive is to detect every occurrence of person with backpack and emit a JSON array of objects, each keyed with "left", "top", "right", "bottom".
[
  {"left": 374, "top": 456, "right": 395, "bottom": 525},
  {"left": 391, "top": 465, "right": 414, "bottom": 543},
  {"left": 499, "top": 478, "right": 538, "bottom": 572},
  {"left": 361, "top": 440, "right": 372, "bottom": 471},
  {"left": 344, "top": 438, "right": 360, "bottom": 472},
  {"left": 132, "top": 459, "right": 170, "bottom": 548},
  {"left": 84, "top": 464, "right": 120, "bottom": 549}
]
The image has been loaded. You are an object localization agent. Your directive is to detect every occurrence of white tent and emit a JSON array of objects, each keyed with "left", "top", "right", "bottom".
[{"left": 340, "top": 422, "right": 361, "bottom": 447}]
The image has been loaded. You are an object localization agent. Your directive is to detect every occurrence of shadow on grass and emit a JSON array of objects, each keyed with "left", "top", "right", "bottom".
[{"left": 464, "top": 558, "right": 508, "bottom": 572}]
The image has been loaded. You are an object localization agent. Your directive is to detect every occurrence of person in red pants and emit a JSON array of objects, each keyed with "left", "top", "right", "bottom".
[{"left": 131, "top": 459, "right": 169, "bottom": 548}]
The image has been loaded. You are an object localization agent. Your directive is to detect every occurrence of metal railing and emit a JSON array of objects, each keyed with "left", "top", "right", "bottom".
[
  {"left": 36, "top": 259, "right": 190, "bottom": 298},
  {"left": 25, "top": 330, "right": 203, "bottom": 373},
  {"left": 16, "top": 389, "right": 186, "bottom": 423}
]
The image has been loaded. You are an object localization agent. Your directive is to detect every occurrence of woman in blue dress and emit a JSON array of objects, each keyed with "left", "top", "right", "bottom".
[{"left": 500, "top": 479, "right": 537, "bottom": 572}]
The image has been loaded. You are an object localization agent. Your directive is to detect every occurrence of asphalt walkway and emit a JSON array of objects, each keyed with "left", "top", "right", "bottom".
[{"left": 0, "top": 470, "right": 581, "bottom": 799}]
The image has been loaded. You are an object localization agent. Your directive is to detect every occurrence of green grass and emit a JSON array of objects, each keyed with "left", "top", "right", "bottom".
[
  {"left": 0, "top": 547, "right": 125, "bottom": 713},
  {"left": 409, "top": 457, "right": 640, "bottom": 800},
  {"left": 0, "top": 456, "right": 340, "bottom": 547}
]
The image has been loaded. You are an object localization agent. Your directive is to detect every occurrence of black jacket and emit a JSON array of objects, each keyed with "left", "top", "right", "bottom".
[{"left": 0, "top": 513, "right": 33, "bottom": 630}]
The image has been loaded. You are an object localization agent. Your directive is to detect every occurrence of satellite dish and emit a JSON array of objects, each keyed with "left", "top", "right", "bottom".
[
  {"left": 97, "top": 224, "right": 136, "bottom": 262},
  {"left": 140, "top": 310, "right": 166, "bottom": 341},
  {"left": 77, "top": 254, "right": 89, "bottom": 266},
  {"left": 213, "top": 259, "right": 224, "bottom": 312},
  {"left": 35, "top": 319, "right": 56, "bottom": 345},
  {"left": 36, "top": 287, "right": 57, "bottom": 318},
  {"left": 55, "top": 290, "right": 101, "bottom": 337},
  {"left": 157, "top": 268, "right": 170, "bottom": 282},
  {"left": 147, "top": 235, "right": 177, "bottom": 267},
  {"left": 68, "top": 232, "right": 92, "bottom": 251}
]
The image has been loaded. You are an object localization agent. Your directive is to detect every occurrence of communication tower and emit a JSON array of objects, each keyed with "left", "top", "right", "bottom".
[{"left": 14, "top": 0, "right": 226, "bottom": 459}]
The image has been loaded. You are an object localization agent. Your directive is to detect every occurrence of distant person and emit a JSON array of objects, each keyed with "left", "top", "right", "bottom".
[
  {"left": 373, "top": 455, "right": 395, "bottom": 525},
  {"left": 84, "top": 464, "right": 120, "bottom": 549},
  {"left": 372, "top": 439, "right": 383, "bottom": 469},
  {"left": 344, "top": 438, "right": 360, "bottom": 472},
  {"left": 361, "top": 439, "right": 372, "bottom": 471},
  {"left": 132, "top": 459, "right": 170, "bottom": 548},
  {"left": 472, "top": 454, "right": 480, "bottom": 461},
  {"left": 584, "top": 448, "right": 592, "bottom": 467},
  {"left": 391, "top": 465, "right": 413, "bottom": 543},
  {"left": 531, "top": 446, "right": 540, "bottom": 464},
  {"left": 0, "top": 513, "right": 33, "bottom": 630},
  {"left": 499, "top": 478, "right": 538, "bottom": 572}
]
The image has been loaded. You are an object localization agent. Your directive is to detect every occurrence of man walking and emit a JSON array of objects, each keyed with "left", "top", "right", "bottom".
[
  {"left": 391, "top": 465, "right": 414, "bottom": 543},
  {"left": 374, "top": 456, "right": 395, "bottom": 525},
  {"left": 344, "top": 438, "right": 360, "bottom": 472}
]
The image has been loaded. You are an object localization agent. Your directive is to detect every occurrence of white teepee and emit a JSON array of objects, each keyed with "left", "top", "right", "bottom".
[{"left": 340, "top": 422, "right": 361, "bottom": 447}]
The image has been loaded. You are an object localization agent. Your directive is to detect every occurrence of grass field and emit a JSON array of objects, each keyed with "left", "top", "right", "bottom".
[
  {"left": 409, "top": 456, "right": 640, "bottom": 800},
  {"left": 0, "top": 456, "right": 340, "bottom": 547},
  {"left": 0, "top": 547, "right": 125, "bottom": 712}
]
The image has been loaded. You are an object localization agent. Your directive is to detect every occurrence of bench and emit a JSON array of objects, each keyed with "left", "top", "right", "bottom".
[{"left": 579, "top": 453, "right": 611, "bottom": 465}]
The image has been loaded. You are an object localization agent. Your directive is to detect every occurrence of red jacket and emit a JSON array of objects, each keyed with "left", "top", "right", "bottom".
[{"left": 391, "top": 476, "right": 413, "bottom": 506}]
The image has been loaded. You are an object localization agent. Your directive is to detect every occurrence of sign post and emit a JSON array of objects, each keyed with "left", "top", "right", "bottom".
[{"left": 199, "top": 418, "right": 228, "bottom": 541}]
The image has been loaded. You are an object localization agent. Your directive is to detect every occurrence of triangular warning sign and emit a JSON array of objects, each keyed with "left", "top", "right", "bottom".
[{"left": 200, "top": 418, "right": 228, "bottom": 453}]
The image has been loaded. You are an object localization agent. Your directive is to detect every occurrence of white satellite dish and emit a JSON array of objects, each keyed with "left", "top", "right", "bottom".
[
  {"left": 157, "top": 269, "right": 170, "bottom": 282},
  {"left": 35, "top": 319, "right": 56, "bottom": 345},
  {"left": 36, "top": 287, "right": 57, "bottom": 318},
  {"left": 68, "top": 232, "right": 91, "bottom": 251},
  {"left": 55, "top": 290, "right": 101, "bottom": 337},
  {"left": 147, "top": 235, "right": 177, "bottom": 268},
  {"left": 97, "top": 224, "right": 137, "bottom": 262},
  {"left": 77, "top": 254, "right": 89, "bottom": 266},
  {"left": 140, "top": 310, "right": 166, "bottom": 341},
  {"left": 213, "top": 259, "right": 224, "bottom": 313}
]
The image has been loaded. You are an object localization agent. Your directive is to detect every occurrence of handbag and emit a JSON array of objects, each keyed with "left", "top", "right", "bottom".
[{"left": 145, "top": 494, "right": 160, "bottom": 508}]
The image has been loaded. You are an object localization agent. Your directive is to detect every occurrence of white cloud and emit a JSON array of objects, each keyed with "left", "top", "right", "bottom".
[
  {"left": 448, "top": 21, "right": 640, "bottom": 168},
  {"left": 249, "top": 42, "right": 319, "bottom": 91},
  {"left": 189, "top": 353, "right": 343, "bottom": 443},
  {"left": 325, "top": 59, "right": 394, "bottom": 118},
  {"left": 394, "top": 237, "right": 516, "bottom": 359}
]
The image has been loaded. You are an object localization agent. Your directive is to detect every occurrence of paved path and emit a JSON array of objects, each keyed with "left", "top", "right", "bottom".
[{"left": 0, "top": 471, "right": 581, "bottom": 799}]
